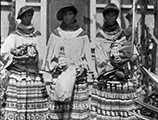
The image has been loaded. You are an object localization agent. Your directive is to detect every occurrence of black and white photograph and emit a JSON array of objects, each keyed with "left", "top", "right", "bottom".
[{"left": 1, "top": 0, "right": 158, "bottom": 120}]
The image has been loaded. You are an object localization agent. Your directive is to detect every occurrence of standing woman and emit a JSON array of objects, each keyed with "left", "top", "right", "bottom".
[
  {"left": 91, "top": 3, "right": 141, "bottom": 120},
  {"left": 1, "top": 6, "right": 48, "bottom": 120},
  {"left": 44, "top": 4, "right": 93, "bottom": 120}
]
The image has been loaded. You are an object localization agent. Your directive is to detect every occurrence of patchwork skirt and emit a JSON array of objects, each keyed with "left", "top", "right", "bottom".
[
  {"left": 48, "top": 76, "right": 89, "bottom": 120},
  {"left": 91, "top": 79, "right": 143, "bottom": 120},
  {"left": 3, "top": 70, "right": 48, "bottom": 120}
]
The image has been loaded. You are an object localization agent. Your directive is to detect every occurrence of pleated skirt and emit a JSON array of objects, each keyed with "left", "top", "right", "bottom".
[
  {"left": 4, "top": 70, "right": 48, "bottom": 120},
  {"left": 91, "top": 79, "right": 143, "bottom": 120},
  {"left": 48, "top": 77, "right": 89, "bottom": 120}
]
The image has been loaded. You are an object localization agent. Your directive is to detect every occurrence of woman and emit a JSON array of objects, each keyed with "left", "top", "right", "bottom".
[
  {"left": 44, "top": 4, "right": 93, "bottom": 120},
  {"left": 91, "top": 3, "right": 142, "bottom": 120},
  {"left": 1, "top": 6, "right": 48, "bottom": 120}
]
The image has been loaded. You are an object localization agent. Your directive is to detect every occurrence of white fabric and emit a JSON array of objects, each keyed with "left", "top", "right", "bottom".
[
  {"left": 57, "top": 27, "right": 83, "bottom": 39},
  {"left": 44, "top": 28, "right": 94, "bottom": 72}
]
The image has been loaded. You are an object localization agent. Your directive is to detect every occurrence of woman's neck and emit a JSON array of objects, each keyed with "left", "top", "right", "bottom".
[
  {"left": 17, "top": 23, "right": 35, "bottom": 36},
  {"left": 102, "top": 21, "right": 120, "bottom": 32},
  {"left": 60, "top": 20, "right": 80, "bottom": 31},
  {"left": 18, "top": 23, "right": 33, "bottom": 29}
]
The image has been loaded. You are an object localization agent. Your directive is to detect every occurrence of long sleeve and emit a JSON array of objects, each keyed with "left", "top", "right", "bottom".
[
  {"left": 1, "top": 34, "right": 16, "bottom": 68},
  {"left": 44, "top": 34, "right": 57, "bottom": 72},
  {"left": 93, "top": 37, "right": 114, "bottom": 75},
  {"left": 83, "top": 36, "right": 95, "bottom": 73},
  {"left": 36, "top": 35, "right": 47, "bottom": 70}
]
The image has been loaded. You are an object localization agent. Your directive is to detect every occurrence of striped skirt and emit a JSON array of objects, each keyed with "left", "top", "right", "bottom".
[
  {"left": 4, "top": 70, "right": 48, "bottom": 120},
  {"left": 91, "top": 79, "right": 143, "bottom": 120},
  {"left": 48, "top": 77, "right": 89, "bottom": 120}
]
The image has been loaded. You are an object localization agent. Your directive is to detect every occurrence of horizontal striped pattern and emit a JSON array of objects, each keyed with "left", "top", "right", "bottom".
[
  {"left": 48, "top": 77, "right": 89, "bottom": 120},
  {"left": 91, "top": 79, "right": 143, "bottom": 120},
  {"left": 4, "top": 70, "right": 48, "bottom": 120}
]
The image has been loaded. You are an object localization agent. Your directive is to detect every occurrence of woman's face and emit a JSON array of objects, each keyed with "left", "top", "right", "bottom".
[
  {"left": 21, "top": 11, "right": 33, "bottom": 26},
  {"left": 104, "top": 11, "right": 117, "bottom": 25},
  {"left": 63, "top": 10, "right": 76, "bottom": 25}
]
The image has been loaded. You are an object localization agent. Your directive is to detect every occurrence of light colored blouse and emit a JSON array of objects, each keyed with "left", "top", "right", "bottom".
[
  {"left": 94, "top": 29, "right": 138, "bottom": 75},
  {"left": 93, "top": 29, "right": 124, "bottom": 75},
  {"left": 44, "top": 27, "right": 94, "bottom": 72},
  {"left": 1, "top": 32, "right": 46, "bottom": 71}
]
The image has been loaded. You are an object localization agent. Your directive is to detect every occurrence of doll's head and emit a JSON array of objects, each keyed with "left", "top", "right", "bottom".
[{"left": 58, "top": 46, "right": 67, "bottom": 67}]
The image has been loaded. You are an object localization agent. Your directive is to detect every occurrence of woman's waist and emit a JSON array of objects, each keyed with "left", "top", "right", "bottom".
[
  {"left": 51, "top": 66, "right": 88, "bottom": 83},
  {"left": 98, "top": 80, "right": 136, "bottom": 94},
  {"left": 8, "top": 64, "right": 38, "bottom": 73},
  {"left": 98, "top": 78, "right": 135, "bottom": 88},
  {"left": 8, "top": 69, "right": 43, "bottom": 82},
  {"left": 51, "top": 76, "right": 87, "bottom": 85}
]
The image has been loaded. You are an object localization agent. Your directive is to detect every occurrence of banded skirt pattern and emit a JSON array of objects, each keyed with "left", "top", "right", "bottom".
[
  {"left": 48, "top": 77, "right": 89, "bottom": 120},
  {"left": 4, "top": 70, "right": 48, "bottom": 120},
  {"left": 91, "top": 79, "right": 143, "bottom": 120}
]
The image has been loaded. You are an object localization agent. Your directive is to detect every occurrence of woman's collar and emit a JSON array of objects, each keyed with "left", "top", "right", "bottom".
[{"left": 18, "top": 23, "right": 34, "bottom": 30}]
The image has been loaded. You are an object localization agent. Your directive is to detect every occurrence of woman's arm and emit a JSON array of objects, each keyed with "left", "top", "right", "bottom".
[
  {"left": 43, "top": 33, "right": 58, "bottom": 72},
  {"left": 1, "top": 34, "right": 16, "bottom": 69},
  {"left": 82, "top": 36, "right": 95, "bottom": 73}
]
